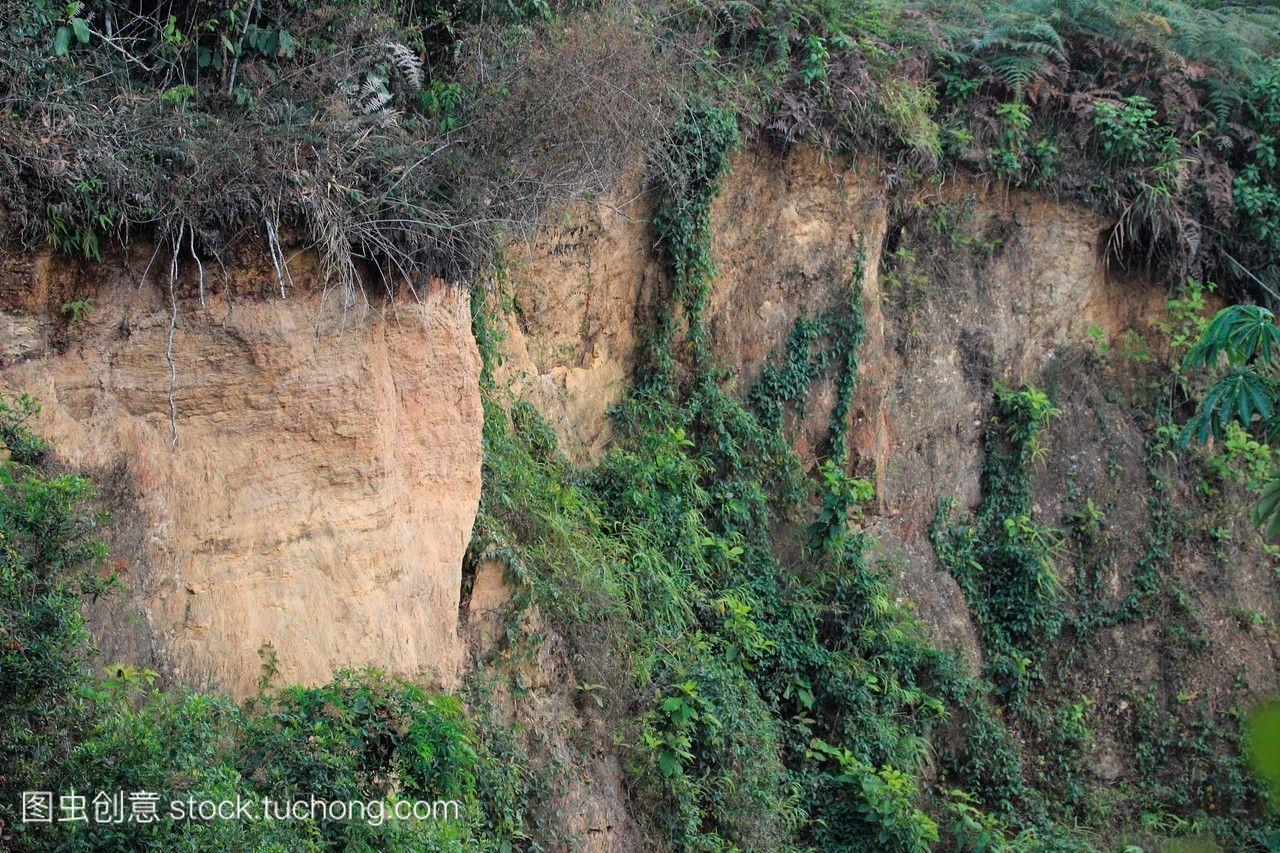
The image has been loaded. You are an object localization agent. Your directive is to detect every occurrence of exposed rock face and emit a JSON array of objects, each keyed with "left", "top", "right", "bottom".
[
  {"left": 496, "top": 170, "right": 663, "bottom": 465},
  {"left": 0, "top": 249, "right": 481, "bottom": 697},
  {"left": 3, "top": 139, "right": 1276, "bottom": 847},
  {"left": 848, "top": 171, "right": 1166, "bottom": 657}
]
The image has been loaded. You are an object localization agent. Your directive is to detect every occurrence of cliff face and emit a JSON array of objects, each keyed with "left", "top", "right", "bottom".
[
  {"left": 484, "top": 144, "right": 1280, "bottom": 844},
  {"left": 2, "top": 141, "right": 1276, "bottom": 754},
  {"left": 499, "top": 142, "right": 1178, "bottom": 654},
  {"left": 0, "top": 250, "right": 481, "bottom": 697}
]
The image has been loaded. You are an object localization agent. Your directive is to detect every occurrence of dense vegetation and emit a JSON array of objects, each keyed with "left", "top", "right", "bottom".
[
  {"left": 3, "top": 0, "right": 1280, "bottom": 298},
  {"left": 0, "top": 0, "right": 673, "bottom": 296},
  {"left": 4, "top": 0, "right": 1280, "bottom": 850},
  {"left": 469, "top": 106, "right": 1277, "bottom": 848}
]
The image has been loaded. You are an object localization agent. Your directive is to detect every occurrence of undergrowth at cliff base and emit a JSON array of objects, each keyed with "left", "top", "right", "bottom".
[{"left": 0, "top": 397, "right": 528, "bottom": 850}]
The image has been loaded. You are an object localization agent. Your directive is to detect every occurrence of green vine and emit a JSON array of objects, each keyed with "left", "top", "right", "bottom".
[
  {"left": 932, "top": 383, "right": 1063, "bottom": 709},
  {"left": 1113, "top": 420, "right": 1176, "bottom": 624},
  {"left": 472, "top": 107, "right": 1063, "bottom": 847}
]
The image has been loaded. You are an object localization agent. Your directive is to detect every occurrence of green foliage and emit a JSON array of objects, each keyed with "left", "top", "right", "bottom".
[
  {"left": 1181, "top": 303, "right": 1280, "bottom": 536},
  {"left": 1245, "top": 697, "right": 1280, "bottom": 811},
  {"left": 1038, "top": 697, "right": 1093, "bottom": 811},
  {"left": 44, "top": 176, "right": 121, "bottom": 262},
  {"left": 52, "top": 2, "right": 91, "bottom": 57},
  {"left": 944, "top": 787, "right": 1025, "bottom": 850},
  {"left": 1233, "top": 61, "right": 1280, "bottom": 280},
  {"left": 5, "top": 0, "right": 1280, "bottom": 304},
  {"left": 6, "top": 1, "right": 1280, "bottom": 840},
  {"left": 421, "top": 80, "right": 462, "bottom": 132},
  {"left": 933, "top": 384, "right": 1063, "bottom": 708},
  {"left": 472, "top": 108, "right": 1064, "bottom": 848},
  {"left": 698, "top": 0, "right": 1280, "bottom": 289},
  {"left": 0, "top": 395, "right": 110, "bottom": 825},
  {"left": 242, "top": 672, "right": 479, "bottom": 807},
  {"left": 1253, "top": 478, "right": 1280, "bottom": 540},
  {"left": 986, "top": 101, "right": 1057, "bottom": 185},
  {"left": 60, "top": 298, "right": 93, "bottom": 324},
  {"left": 1158, "top": 278, "right": 1216, "bottom": 357},
  {"left": 649, "top": 104, "right": 741, "bottom": 374},
  {"left": 1092, "top": 96, "right": 1173, "bottom": 166},
  {"left": 807, "top": 738, "right": 939, "bottom": 852},
  {"left": 1207, "top": 422, "right": 1274, "bottom": 494},
  {"left": 1183, "top": 368, "right": 1274, "bottom": 445},
  {"left": 1126, "top": 688, "right": 1274, "bottom": 848},
  {"left": 1114, "top": 423, "right": 1175, "bottom": 623},
  {"left": 44, "top": 668, "right": 517, "bottom": 850},
  {"left": 1185, "top": 304, "right": 1280, "bottom": 372},
  {"left": 2, "top": 0, "right": 668, "bottom": 294},
  {"left": 0, "top": 394, "right": 48, "bottom": 465},
  {"left": 972, "top": 12, "right": 1066, "bottom": 101}
]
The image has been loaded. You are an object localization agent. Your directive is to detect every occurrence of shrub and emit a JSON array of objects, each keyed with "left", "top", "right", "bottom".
[{"left": 0, "top": 395, "right": 110, "bottom": 823}]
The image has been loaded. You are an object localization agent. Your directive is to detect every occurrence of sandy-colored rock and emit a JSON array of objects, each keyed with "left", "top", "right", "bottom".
[
  {"left": 706, "top": 144, "right": 889, "bottom": 391},
  {"left": 465, "top": 559, "right": 514, "bottom": 656},
  {"left": 496, "top": 170, "right": 663, "bottom": 465},
  {"left": 0, "top": 249, "right": 481, "bottom": 697}
]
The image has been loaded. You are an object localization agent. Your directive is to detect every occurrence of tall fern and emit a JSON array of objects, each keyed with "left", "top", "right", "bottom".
[{"left": 971, "top": 14, "right": 1067, "bottom": 99}]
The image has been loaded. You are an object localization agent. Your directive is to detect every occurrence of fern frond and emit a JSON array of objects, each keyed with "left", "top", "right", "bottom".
[
  {"left": 352, "top": 72, "right": 393, "bottom": 114},
  {"left": 972, "top": 15, "right": 1067, "bottom": 98},
  {"left": 384, "top": 41, "right": 424, "bottom": 92}
]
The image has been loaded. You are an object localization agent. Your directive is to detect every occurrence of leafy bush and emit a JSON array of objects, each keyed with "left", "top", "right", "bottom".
[
  {"left": 1092, "top": 96, "right": 1172, "bottom": 166},
  {"left": 1232, "top": 61, "right": 1280, "bottom": 281},
  {"left": 1181, "top": 302, "right": 1280, "bottom": 537},
  {"left": 807, "top": 739, "right": 938, "bottom": 852},
  {"left": 0, "top": 396, "right": 110, "bottom": 826}
]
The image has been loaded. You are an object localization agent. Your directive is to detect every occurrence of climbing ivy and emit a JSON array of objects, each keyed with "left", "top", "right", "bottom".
[
  {"left": 932, "top": 384, "right": 1064, "bottom": 709},
  {"left": 471, "top": 106, "right": 1073, "bottom": 848}
]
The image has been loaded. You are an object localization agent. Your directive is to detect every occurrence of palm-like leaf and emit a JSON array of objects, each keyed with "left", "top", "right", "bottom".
[
  {"left": 1266, "top": 417, "right": 1280, "bottom": 447},
  {"left": 1182, "top": 303, "right": 1280, "bottom": 539},
  {"left": 1180, "top": 367, "right": 1276, "bottom": 445},
  {"left": 1255, "top": 477, "right": 1280, "bottom": 540},
  {"left": 1183, "top": 304, "right": 1280, "bottom": 370}
]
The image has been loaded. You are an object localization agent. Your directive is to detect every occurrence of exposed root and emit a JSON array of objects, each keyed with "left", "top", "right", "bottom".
[
  {"left": 189, "top": 226, "right": 205, "bottom": 306},
  {"left": 263, "top": 214, "right": 293, "bottom": 299},
  {"left": 166, "top": 224, "right": 181, "bottom": 448}
]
